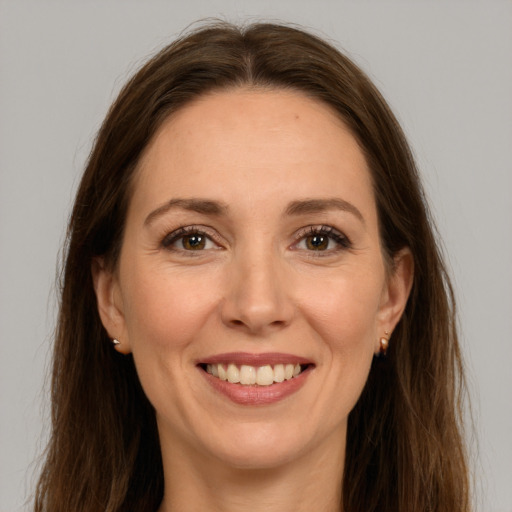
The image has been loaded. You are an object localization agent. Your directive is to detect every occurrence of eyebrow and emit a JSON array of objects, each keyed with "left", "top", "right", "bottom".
[
  {"left": 285, "top": 198, "right": 365, "bottom": 223},
  {"left": 144, "top": 198, "right": 229, "bottom": 226},
  {"left": 144, "top": 196, "right": 364, "bottom": 226}
]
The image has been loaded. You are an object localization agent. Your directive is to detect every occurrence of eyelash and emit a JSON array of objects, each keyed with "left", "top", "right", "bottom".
[
  {"left": 161, "top": 226, "right": 221, "bottom": 253},
  {"left": 160, "top": 224, "right": 351, "bottom": 255},
  {"left": 292, "top": 225, "right": 352, "bottom": 254}
]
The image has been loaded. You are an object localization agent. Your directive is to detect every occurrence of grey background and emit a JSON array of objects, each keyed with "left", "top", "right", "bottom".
[{"left": 1, "top": 1, "right": 511, "bottom": 511}]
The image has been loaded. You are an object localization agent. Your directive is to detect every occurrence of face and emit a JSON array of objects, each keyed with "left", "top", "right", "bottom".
[{"left": 94, "top": 88, "right": 411, "bottom": 472}]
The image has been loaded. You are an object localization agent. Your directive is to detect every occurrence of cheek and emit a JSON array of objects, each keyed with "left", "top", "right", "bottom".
[
  {"left": 298, "top": 270, "right": 383, "bottom": 416},
  {"left": 120, "top": 262, "right": 221, "bottom": 352},
  {"left": 296, "top": 267, "right": 384, "bottom": 354}
]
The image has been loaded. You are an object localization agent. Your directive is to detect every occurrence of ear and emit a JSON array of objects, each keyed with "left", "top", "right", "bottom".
[
  {"left": 376, "top": 247, "right": 414, "bottom": 352},
  {"left": 91, "top": 257, "right": 131, "bottom": 354}
]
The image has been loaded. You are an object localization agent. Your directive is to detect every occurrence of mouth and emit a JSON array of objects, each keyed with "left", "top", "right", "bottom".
[
  {"left": 196, "top": 352, "right": 314, "bottom": 405},
  {"left": 199, "top": 362, "right": 310, "bottom": 386}
]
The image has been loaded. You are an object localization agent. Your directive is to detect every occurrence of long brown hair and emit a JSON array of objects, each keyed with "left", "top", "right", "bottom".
[{"left": 35, "top": 22, "right": 470, "bottom": 511}]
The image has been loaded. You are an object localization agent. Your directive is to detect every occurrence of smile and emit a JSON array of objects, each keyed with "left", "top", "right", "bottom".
[
  {"left": 205, "top": 363, "right": 305, "bottom": 386},
  {"left": 197, "top": 352, "right": 314, "bottom": 405}
]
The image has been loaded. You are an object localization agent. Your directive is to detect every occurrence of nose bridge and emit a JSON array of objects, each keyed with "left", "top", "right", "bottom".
[{"left": 221, "top": 242, "right": 293, "bottom": 334}]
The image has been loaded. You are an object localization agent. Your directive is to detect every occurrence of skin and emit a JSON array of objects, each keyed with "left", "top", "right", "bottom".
[{"left": 93, "top": 88, "right": 413, "bottom": 512}]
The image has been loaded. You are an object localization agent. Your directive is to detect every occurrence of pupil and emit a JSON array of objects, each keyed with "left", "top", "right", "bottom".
[
  {"left": 184, "top": 234, "right": 205, "bottom": 250},
  {"left": 307, "top": 235, "right": 328, "bottom": 250}
]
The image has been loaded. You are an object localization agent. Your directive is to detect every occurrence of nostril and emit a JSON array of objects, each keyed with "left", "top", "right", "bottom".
[{"left": 229, "top": 318, "right": 287, "bottom": 330}]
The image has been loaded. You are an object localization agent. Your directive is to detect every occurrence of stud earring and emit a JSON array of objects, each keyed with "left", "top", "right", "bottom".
[
  {"left": 378, "top": 331, "right": 390, "bottom": 357},
  {"left": 112, "top": 338, "right": 120, "bottom": 346}
]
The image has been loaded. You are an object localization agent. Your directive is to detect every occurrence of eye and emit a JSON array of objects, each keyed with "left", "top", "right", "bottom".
[
  {"left": 294, "top": 226, "right": 351, "bottom": 252},
  {"left": 178, "top": 233, "right": 212, "bottom": 250},
  {"left": 162, "top": 227, "right": 219, "bottom": 252}
]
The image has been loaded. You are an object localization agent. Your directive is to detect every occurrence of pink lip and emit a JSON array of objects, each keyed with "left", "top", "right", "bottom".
[
  {"left": 197, "top": 352, "right": 314, "bottom": 406},
  {"left": 198, "top": 351, "right": 312, "bottom": 366}
]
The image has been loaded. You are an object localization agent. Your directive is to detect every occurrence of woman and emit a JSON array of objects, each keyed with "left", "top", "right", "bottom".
[{"left": 35, "top": 22, "right": 470, "bottom": 512}]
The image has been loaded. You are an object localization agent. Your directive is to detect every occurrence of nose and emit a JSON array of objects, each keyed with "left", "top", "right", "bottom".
[{"left": 220, "top": 250, "right": 294, "bottom": 336}]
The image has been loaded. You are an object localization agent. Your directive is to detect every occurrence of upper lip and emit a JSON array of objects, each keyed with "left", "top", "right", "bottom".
[{"left": 197, "top": 352, "right": 314, "bottom": 366}]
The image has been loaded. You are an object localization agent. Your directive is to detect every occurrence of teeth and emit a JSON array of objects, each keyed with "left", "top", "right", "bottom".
[
  {"left": 273, "top": 364, "right": 285, "bottom": 383},
  {"left": 240, "top": 365, "right": 257, "bottom": 385},
  {"left": 256, "top": 365, "right": 274, "bottom": 386},
  {"left": 218, "top": 364, "right": 227, "bottom": 381},
  {"left": 226, "top": 363, "right": 240, "bottom": 383},
  {"left": 205, "top": 362, "right": 306, "bottom": 386}
]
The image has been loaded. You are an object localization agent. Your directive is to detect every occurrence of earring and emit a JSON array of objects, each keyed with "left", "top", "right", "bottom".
[
  {"left": 378, "top": 331, "right": 390, "bottom": 357},
  {"left": 112, "top": 338, "right": 120, "bottom": 346}
]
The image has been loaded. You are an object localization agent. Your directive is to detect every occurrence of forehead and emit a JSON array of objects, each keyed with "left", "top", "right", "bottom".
[{"left": 131, "top": 88, "right": 375, "bottom": 220}]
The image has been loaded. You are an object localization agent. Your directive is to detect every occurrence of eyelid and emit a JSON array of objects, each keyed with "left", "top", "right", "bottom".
[
  {"left": 291, "top": 224, "right": 352, "bottom": 251},
  {"left": 160, "top": 224, "right": 351, "bottom": 254},
  {"left": 161, "top": 225, "right": 224, "bottom": 250}
]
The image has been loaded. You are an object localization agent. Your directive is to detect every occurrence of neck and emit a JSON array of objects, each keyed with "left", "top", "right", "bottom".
[{"left": 157, "top": 433, "right": 345, "bottom": 512}]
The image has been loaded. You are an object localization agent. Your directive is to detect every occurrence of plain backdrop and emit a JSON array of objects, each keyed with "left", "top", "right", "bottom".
[{"left": 1, "top": 1, "right": 511, "bottom": 511}]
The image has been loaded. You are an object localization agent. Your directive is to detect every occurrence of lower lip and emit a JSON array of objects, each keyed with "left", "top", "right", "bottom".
[{"left": 200, "top": 366, "right": 312, "bottom": 406}]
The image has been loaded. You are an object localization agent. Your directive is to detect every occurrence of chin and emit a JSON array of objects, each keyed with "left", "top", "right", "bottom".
[
  {"left": 196, "top": 418, "right": 336, "bottom": 471},
  {"left": 213, "top": 436, "right": 306, "bottom": 470}
]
